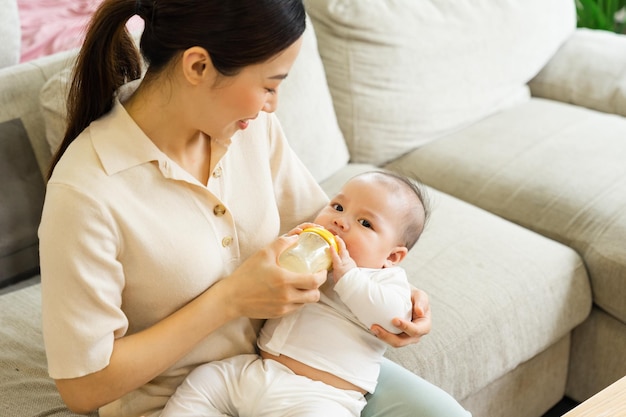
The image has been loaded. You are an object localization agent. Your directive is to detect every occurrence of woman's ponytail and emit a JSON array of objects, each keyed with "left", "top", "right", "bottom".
[{"left": 48, "top": 0, "right": 142, "bottom": 178}]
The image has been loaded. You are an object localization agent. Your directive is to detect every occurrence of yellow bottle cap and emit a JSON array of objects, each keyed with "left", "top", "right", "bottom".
[{"left": 302, "top": 227, "right": 338, "bottom": 252}]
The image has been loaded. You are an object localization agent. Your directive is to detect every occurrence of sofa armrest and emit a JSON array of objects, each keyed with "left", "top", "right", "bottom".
[{"left": 529, "top": 28, "right": 626, "bottom": 117}]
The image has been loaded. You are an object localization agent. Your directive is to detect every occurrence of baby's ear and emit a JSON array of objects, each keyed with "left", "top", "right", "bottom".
[{"left": 384, "top": 247, "right": 408, "bottom": 268}]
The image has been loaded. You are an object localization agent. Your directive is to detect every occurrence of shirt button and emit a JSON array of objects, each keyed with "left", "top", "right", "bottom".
[
  {"left": 213, "top": 205, "right": 226, "bottom": 216},
  {"left": 212, "top": 167, "right": 223, "bottom": 178},
  {"left": 221, "top": 236, "right": 233, "bottom": 247}
]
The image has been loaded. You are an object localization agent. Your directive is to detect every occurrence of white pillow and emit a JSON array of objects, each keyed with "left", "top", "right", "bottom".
[
  {"left": 0, "top": 0, "right": 21, "bottom": 68},
  {"left": 40, "top": 16, "right": 348, "bottom": 183},
  {"left": 529, "top": 28, "right": 626, "bottom": 118},
  {"left": 39, "top": 66, "right": 70, "bottom": 157},
  {"left": 305, "top": 0, "right": 576, "bottom": 165},
  {"left": 276, "top": 15, "right": 349, "bottom": 182}
]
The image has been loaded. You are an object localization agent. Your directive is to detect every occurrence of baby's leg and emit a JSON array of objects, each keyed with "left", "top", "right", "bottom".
[
  {"left": 161, "top": 354, "right": 261, "bottom": 417},
  {"left": 249, "top": 358, "right": 366, "bottom": 417},
  {"left": 362, "top": 358, "right": 471, "bottom": 417}
]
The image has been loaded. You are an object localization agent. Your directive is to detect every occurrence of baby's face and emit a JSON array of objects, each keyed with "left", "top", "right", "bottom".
[{"left": 314, "top": 176, "right": 407, "bottom": 269}]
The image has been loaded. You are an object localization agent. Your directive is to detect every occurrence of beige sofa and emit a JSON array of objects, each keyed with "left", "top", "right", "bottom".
[{"left": 1, "top": 1, "right": 624, "bottom": 416}]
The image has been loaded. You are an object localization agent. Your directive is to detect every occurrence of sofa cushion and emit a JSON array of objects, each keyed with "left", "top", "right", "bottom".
[
  {"left": 38, "top": 65, "right": 70, "bottom": 156},
  {"left": 0, "top": 118, "right": 44, "bottom": 287},
  {"left": 0, "top": 282, "right": 95, "bottom": 416},
  {"left": 566, "top": 307, "right": 626, "bottom": 402},
  {"left": 0, "top": 50, "right": 75, "bottom": 287},
  {"left": 275, "top": 16, "right": 349, "bottom": 182},
  {"left": 0, "top": 0, "right": 20, "bottom": 68},
  {"left": 386, "top": 98, "right": 626, "bottom": 324},
  {"left": 40, "top": 16, "right": 349, "bottom": 183},
  {"left": 0, "top": 49, "right": 75, "bottom": 175},
  {"left": 321, "top": 164, "right": 591, "bottom": 401},
  {"left": 305, "top": 0, "right": 576, "bottom": 166},
  {"left": 529, "top": 28, "right": 626, "bottom": 118}
]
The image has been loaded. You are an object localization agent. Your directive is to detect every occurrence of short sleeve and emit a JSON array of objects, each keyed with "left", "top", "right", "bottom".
[
  {"left": 334, "top": 268, "right": 412, "bottom": 334},
  {"left": 39, "top": 183, "right": 127, "bottom": 379}
]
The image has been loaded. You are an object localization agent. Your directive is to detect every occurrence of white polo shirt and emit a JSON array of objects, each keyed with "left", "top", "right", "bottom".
[{"left": 39, "top": 99, "right": 328, "bottom": 417}]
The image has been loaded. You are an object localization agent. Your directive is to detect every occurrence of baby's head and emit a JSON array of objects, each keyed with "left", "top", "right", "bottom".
[{"left": 314, "top": 171, "right": 429, "bottom": 269}]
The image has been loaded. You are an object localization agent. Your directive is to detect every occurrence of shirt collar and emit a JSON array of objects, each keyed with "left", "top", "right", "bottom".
[
  {"left": 90, "top": 80, "right": 242, "bottom": 182},
  {"left": 90, "top": 98, "right": 166, "bottom": 176}
]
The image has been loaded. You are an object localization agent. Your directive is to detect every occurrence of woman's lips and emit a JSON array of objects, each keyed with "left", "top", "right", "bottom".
[{"left": 238, "top": 114, "right": 258, "bottom": 130}]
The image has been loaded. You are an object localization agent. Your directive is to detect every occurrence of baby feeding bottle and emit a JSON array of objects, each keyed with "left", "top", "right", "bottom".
[{"left": 278, "top": 227, "right": 338, "bottom": 273}]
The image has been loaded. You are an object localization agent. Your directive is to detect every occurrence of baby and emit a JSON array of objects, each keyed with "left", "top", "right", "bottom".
[{"left": 162, "top": 170, "right": 430, "bottom": 417}]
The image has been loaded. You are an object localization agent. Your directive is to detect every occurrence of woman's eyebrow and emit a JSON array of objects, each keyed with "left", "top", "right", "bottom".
[{"left": 268, "top": 73, "right": 289, "bottom": 80}]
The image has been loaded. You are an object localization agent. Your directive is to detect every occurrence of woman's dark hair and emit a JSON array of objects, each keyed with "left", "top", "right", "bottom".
[{"left": 48, "top": 0, "right": 306, "bottom": 178}]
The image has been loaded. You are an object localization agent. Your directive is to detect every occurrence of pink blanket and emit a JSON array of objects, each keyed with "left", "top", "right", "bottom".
[{"left": 19, "top": 0, "right": 143, "bottom": 62}]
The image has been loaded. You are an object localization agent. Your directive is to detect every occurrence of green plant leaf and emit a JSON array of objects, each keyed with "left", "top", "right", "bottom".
[{"left": 576, "top": 0, "right": 626, "bottom": 33}]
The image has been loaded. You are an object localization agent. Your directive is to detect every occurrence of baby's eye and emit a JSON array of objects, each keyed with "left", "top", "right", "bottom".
[
  {"left": 332, "top": 203, "right": 344, "bottom": 212},
  {"left": 359, "top": 219, "right": 372, "bottom": 229},
  {"left": 266, "top": 88, "right": 277, "bottom": 95}
]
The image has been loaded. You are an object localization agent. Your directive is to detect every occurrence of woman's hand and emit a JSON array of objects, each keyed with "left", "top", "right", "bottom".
[
  {"left": 219, "top": 233, "right": 327, "bottom": 320},
  {"left": 370, "top": 287, "right": 431, "bottom": 347}
]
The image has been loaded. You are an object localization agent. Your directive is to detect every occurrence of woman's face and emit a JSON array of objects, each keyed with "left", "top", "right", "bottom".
[{"left": 199, "top": 37, "right": 303, "bottom": 141}]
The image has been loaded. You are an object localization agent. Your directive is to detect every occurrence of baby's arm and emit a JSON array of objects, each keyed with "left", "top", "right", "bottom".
[
  {"left": 329, "top": 237, "right": 412, "bottom": 334},
  {"left": 334, "top": 267, "right": 413, "bottom": 334}
]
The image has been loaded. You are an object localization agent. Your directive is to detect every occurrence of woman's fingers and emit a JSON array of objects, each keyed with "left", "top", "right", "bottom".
[
  {"left": 371, "top": 287, "right": 432, "bottom": 348},
  {"left": 223, "top": 236, "right": 326, "bottom": 319}
]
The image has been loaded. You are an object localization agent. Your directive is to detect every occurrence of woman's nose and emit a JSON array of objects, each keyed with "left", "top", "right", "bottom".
[{"left": 263, "top": 94, "right": 278, "bottom": 113}]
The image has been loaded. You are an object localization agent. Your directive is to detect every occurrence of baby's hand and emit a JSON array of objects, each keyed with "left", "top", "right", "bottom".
[{"left": 329, "top": 235, "right": 357, "bottom": 281}]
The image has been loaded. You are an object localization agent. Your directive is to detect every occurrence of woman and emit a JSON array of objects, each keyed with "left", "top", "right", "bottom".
[{"left": 39, "top": 1, "right": 470, "bottom": 416}]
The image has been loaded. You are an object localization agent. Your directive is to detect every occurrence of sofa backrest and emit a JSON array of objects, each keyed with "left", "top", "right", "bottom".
[
  {"left": 0, "top": 49, "right": 75, "bottom": 287},
  {"left": 305, "top": 0, "right": 577, "bottom": 166}
]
